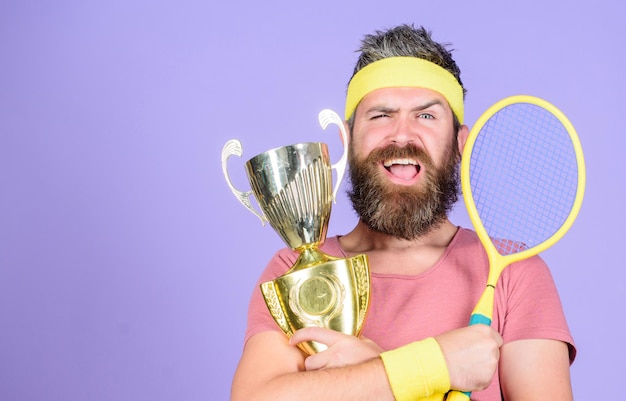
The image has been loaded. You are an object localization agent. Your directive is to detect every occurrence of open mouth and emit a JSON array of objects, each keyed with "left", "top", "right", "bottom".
[{"left": 383, "top": 158, "right": 421, "bottom": 180}]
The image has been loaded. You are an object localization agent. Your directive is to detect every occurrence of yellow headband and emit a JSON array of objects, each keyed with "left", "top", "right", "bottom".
[{"left": 345, "top": 57, "right": 464, "bottom": 124}]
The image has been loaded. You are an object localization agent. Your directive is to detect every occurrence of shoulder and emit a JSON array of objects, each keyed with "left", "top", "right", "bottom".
[
  {"left": 319, "top": 236, "right": 345, "bottom": 256},
  {"left": 445, "top": 227, "right": 489, "bottom": 268},
  {"left": 499, "top": 253, "right": 554, "bottom": 295},
  {"left": 258, "top": 246, "right": 298, "bottom": 282},
  {"left": 451, "top": 227, "right": 481, "bottom": 248}
]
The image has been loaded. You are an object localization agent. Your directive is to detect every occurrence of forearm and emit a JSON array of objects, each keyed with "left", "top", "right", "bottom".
[
  {"left": 232, "top": 325, "right": 503, "bottom": 401},
  {"left": 232, "top": 356, "right": 393, "bottom": 401},
  {"left": 232, "top": 334, "right": 455, "bottom": 401}
]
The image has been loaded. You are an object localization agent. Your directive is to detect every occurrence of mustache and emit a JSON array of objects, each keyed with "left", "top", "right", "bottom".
[{"left": 366, "top": 144, "right": 433, "bottom": 166}]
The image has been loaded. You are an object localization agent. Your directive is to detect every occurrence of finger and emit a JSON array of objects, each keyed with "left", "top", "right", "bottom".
[
  {"left": 304, "top": 352, "right": 328, "bottom": 371},
  {"left": 482, "top": 326, "right": 503, "bottom": 348},
  {"left": 290, "top": 327, "right": 345, "bottom": 347},
  {"left": 494, "top": 332, "right": 504, "bottom": 348}
]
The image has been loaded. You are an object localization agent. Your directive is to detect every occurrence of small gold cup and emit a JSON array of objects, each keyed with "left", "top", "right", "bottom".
[{"left": 221, "top": 109, "right": 370, "bottom": 354}]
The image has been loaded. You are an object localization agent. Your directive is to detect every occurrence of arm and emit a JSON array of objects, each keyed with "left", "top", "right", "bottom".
[
  {"left": 230, "top": 330, "right": 394, "bottom": 401},
  {"left": 230, "top": 325, "right": 502, "bottom": 401},
  {"left": 499, "top": 339, "right": 573, "bottom": 401}
]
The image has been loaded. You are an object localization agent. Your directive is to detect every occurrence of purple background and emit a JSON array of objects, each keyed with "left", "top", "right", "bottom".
[{"left": 1, "top": 1, "right": 623, "bottom": 400}]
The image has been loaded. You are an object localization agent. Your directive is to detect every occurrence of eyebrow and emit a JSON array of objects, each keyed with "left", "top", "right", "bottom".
[
  {"left": 413, "top": 99, "right": 446, "bottom": 112},
  {"left": 365, "top": 99, "right": 446, "bottom": 115}
]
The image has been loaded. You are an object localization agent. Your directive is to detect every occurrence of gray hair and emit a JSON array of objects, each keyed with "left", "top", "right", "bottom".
[{"left": 350, "top": 23, "right": 466, "bottom": 96}]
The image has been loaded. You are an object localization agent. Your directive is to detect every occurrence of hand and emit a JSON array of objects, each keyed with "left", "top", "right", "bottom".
[
  {"left": 290, "top": 327, "right": 383, "bottom": 371},
  {"left": 435, "top": 325, "right": 503, "bottom": 392}
]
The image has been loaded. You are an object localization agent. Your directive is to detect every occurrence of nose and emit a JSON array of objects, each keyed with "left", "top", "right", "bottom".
[{"left": 388, "top": 116, "right": 418, "bottom": 146}]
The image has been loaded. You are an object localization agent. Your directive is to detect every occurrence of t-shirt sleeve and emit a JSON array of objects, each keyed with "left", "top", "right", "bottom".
[
  {"left": 494, "top": 255, "right": 576, "bottom": 362},
  {"left": 243, "top": 248, "right": 299, "bottom": 344}
]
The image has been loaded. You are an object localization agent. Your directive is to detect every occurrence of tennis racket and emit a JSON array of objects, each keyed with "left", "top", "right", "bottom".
[{"left": 445, "top": 95, "right": 586, "bottom": 401}]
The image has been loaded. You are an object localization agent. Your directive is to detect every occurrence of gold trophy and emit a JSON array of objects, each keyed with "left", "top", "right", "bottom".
[{"left": 221, "top": 109, "right": 370, "bottom": 355}]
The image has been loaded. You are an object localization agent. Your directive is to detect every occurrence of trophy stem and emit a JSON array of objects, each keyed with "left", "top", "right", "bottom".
[{"left": 290, "top": 246, "right": 337, "bottom": 272}]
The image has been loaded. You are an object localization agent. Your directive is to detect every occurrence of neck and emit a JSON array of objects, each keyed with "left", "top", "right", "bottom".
[
  {"left": 339, "top": 219, "right": 458, "bottom": 255},
  {"left": 338, "top": 219, "right": 459, "bottom": 275}
]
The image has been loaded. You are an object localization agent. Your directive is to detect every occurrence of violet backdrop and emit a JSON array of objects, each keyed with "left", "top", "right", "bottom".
[{"left": 1, "top": 1, "right": 623, "bottom": 400}]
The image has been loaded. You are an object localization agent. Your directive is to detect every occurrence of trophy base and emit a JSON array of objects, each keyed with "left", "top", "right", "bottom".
[{"left": 261, "top": 249, "right": 370, "bottom": 355}]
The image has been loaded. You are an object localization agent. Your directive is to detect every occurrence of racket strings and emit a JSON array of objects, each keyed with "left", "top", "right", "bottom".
[{"left": 469, "top": 103, "right": 579, "bottom": 256}]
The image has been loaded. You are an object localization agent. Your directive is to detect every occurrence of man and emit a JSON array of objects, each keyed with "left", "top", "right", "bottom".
[{"left": 231, "top": 24, "right": 575, "bottom": 401}]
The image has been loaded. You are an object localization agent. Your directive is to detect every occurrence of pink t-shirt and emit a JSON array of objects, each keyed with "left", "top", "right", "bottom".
[{"left": 244, "top": 227, "right": 575, "bottom": 400}]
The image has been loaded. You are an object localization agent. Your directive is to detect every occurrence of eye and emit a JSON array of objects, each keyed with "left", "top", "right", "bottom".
[
  {"left": 371, "top": 113, "right": 389, "bottom": 120},
  {"left": 418, "top": 112, "right": 435, "bottom": 119}
]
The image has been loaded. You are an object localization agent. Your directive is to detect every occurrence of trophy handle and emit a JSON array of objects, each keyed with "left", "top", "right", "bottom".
[
  {"left": 221, "top": 139, "right": 267, "bottom": 225},
  {"left": 318, "top": 109, "right": 348, "bottom": 203}
]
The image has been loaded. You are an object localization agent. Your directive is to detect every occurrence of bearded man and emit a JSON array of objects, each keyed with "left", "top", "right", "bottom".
[{"left": 230, "top": 24, "right": 575, "bottom": 401}]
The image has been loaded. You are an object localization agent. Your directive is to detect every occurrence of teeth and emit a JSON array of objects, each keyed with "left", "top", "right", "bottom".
[{"left": 383, "top": 158, "right": 417, "bottom": 167}]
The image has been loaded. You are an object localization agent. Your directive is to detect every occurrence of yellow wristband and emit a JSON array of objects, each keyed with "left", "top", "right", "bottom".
[{"left": 380, "top": 338, "right": 451, "bottom": 401}]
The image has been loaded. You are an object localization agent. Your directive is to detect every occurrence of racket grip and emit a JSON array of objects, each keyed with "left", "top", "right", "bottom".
[
  {"left": 446, "top": 287, "right": 495, "bottom": 400},
  {"left": 442, "top": 311, "right": 485, "bottom": 401},
  {"left": 445, "top": 390, "right": 471, "bottom": 401},
  {"left": 469, "top": 313, "right": 492, "bottom": 326}
]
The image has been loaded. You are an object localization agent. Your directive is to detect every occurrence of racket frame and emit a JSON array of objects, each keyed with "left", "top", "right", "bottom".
[{"left": 461, "top": 94, "right": 586, "bottom": 323}]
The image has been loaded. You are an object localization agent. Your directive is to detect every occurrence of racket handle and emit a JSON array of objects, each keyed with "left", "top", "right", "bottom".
[
  {"left": 443, "top": 313, "right": 491, "bottom": 400},
  {"left": 469, "top": 313, "right": 492, "bottom": 326},
  {"left": 442, "top": 314, "right": 491, "bottom": 401},
  {"left": 469, "top": 285, "right": 495, "bottom": 326},
  {"left": 445, "top": 390, "right": 471, "bottom": 401},
  {"left": 445, "top": 287, "right": 495, "bottom": 400}
]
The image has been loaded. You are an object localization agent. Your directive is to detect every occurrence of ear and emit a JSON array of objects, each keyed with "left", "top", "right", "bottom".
[
  {"left": 343, "top": 121, "right": 351, "bottom": 142},
  {"left": 457, "top": 124, "right": 470, "bottom": 155}
]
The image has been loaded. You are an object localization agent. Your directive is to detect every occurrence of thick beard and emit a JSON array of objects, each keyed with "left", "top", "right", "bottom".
[{"left": 347, "top": 143, "right": 460, "bottom": 240}]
